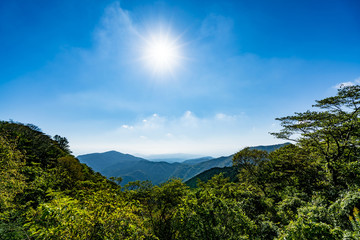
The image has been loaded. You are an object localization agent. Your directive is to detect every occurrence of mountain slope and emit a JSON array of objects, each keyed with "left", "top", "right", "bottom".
[
  {"left": 249, "top": 143, "right": 291, "bottom": 152},
  {"left": 78, "top": 151, "right": 230, "bottom": 185},
  {"left": 184, "top": 143, "right": 291, "bottom": 187},
  {"left": 102, "top": 160, "right": 181, "bottom": 184},
  {"left": 77, "top": 151, "right": 147, "bottom": 172},
  {"left": 185, "top": 166, "right": 238, "bottom": 188},
  {"left": 78, "top": 143, "right": 290, "bottom": 185},
  {"left": 182, "top": 156, "right": 213, "bottom": 165}
]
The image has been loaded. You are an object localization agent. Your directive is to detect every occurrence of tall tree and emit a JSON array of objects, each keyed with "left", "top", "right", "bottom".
[{"left": 271, "top": 85, "right": 360, "bottom": 187}]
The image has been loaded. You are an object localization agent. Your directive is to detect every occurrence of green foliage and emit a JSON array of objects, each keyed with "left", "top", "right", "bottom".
[
  {"left": 276, "top": 190, "right": 308, "bottom": 224},
  {"left": 27, "top": 190, "right": 155, "bottom": 240},
  {"left": 55, "top": 156, "right": 85, "bottom": 191},
  {"left": 0, "top": 136, "right": 25, "bottom": 215},
  {"left": 143, "top": 179, "right": 188, "bottom": 240},
  {"left": 0, "top": 121, "right": 67, "bottom": 168},
  {"left": 178, "top": 193, "right": 256, "bottom": 239},
  {"left": 0, "top": 136, "right": 28, "bottom": 240},
  {"left": 344, "top": 207, "right": 360, "bottom": 239},
  {"left": 278, "top": 199, "right": 343, "bottom": 240},
  {"left": 329, "top": 190, "right": 360, "bottom": 230},
  {"left": 53, "top": 135, "right": 71, "bottom": 154},
  {"left": 176, "top": 175, "right": 257, "bottom": 239},
  {"left": 233, "top": 147, "right": 269, "bottom": 171},
  {"left": 272, "top": 85, "right": 360, "bottom": 188},
  {"left": 266, "top": 144, "right": 327, "bottom": 195},
  {"left": 278, "top": 218, "right": 342, "bottom": 240},
  {"left": 232, "top": 148, "right": 270, "bottom": 194},
  {"left": 0, "top": 121, "right": 115, "bottom": 239},
  {"left": 185, "top": 166, "right": 238, "bottom": 188}
]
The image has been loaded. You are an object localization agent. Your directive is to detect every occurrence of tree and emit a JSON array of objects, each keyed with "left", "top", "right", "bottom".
[
  {"left": 0, "top": 121, "right": 68, "bottom": 168},
  {"left": 278, "top": 204, "right": 343, "bottom": 240},
  {"left": 263, "top": 144, "right": 326, "bottom": 196},
  {"left": 53, "top": 135, "right": 71, "bottom": 154},
  {"left": 271, "top": 85, "right": 360, "bottom": 188},
  {"left": 27, "top": 190, "right": 155, "bottom": 239},
  {"left": 126, "top": 179, "right": 188, "bottom": 240},
  {"left": 0, "top": 136, "right": 27, "bottom": 239},
  {"left": 233, "top": 147, "right": 269, "bottom": 172},
  {"left": 0, "top": 136, "right": 25, "bottom": 213},
  {"left": 344, "top": 207, "right": 360, "bottom": 239},
  {"left": 150, "top": 179, "right": 188, "bottom": 240},
  {"left": 232, "top": 147, "right": 269, "bottom": 193},
  {"left": 175, "top": 175, "right": 258, "bottom": 240}
]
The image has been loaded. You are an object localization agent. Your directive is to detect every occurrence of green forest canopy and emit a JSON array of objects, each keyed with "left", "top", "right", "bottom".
[{"left": 1, "top": 85, "right": 360, "bottom": 239}]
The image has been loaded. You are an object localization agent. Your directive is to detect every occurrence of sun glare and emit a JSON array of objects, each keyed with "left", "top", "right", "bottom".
[{"left": 142, "top": 32, "right": 182, "bottom": 75}]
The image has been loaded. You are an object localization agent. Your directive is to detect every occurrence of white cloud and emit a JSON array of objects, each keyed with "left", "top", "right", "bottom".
[
  {"left": 141, "top": 113, "right": 166, "bottom": 130},
  {"left": 334, "top": 81, "right": 354, "bottom": 89},
  {"left": 215, "top": 113, "right": 241, "bottom": 121},
  {"left": 119, "top": 111, "right": 244, "bottom": 136},
  {"left": 180, "top": 111, "right": 199, "bottom": 128},
  {"left": 334, "top": 77, "right": 360, "bottom": 89},
  {"left": 93, "top": 2, "right": 138, "bottom": 59},
  {"left": 122, "top": 125, "right": 133, "bottom": 129},
  {"left": 76, "top": 110, "right": 282, "bottom": 157}
]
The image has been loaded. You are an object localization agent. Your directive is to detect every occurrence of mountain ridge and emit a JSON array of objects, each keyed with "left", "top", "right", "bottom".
[{"left": 77, "top": 143, "right": 290, "bottom": 185}]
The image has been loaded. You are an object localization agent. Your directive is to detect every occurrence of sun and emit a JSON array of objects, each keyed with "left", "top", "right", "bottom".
[
  {"left": 146, "top": 39, "right": 177, "bottom": 69},
  {"left": 141, "top": 31, "right": 183, "bottom": 75}
]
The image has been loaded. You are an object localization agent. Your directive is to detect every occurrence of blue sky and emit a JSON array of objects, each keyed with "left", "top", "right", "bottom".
[{"left": 1, "top": 0, "right": 360, "bottom": 157}]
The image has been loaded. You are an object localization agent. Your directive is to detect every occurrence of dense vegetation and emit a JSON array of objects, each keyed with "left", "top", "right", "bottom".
[
  {"left": 1, "top": 85, "right": 360, "bottom": 239},
  {"left": 184, "top": 143, "right": 290, "bottom": 188}
]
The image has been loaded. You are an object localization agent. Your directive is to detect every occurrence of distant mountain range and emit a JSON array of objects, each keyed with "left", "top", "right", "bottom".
[
  {"left": 78, "top": 152, "right": 231, "bottom": 185},
  {"left": 77, "top": 143, "right": 289, "bottom": 185},
  {"left": 140, "top": 153, "right": 213, "bottom": 163},
  {"left": 248, "top": 143, "right": 290, "bottom": 152}
]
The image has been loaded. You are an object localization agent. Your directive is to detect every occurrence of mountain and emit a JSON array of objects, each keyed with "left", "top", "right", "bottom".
[
  {"left": 77, "top": 143, "right": 290, "bottom": 185},
  {"left": 78, "top": 151, "right": 231, "bottom": 185},
  {"left": 182, "top": 156, "right": 214, "bottom": 165},
  {"left": 185, "top": 166, "right": 238, "bottom": 188},
  {"left": 249, "top": 142, "right": 291, "bottom": 152},
  {"left": 184, "top": 142, "right": 292, "bottom": 187},
  {"left": 141, "top": 153, "right": 209, "bottom": 163},
  {"left": 102, "top": 160, "right": 182, "bottom": 185},
  {"left": 77, "top": 151, "right": 147, "bottom": 173}
]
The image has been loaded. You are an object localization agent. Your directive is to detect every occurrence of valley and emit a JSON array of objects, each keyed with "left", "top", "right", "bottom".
[{"left": 77, "top": 143, "right": 288, "bottom": 185}]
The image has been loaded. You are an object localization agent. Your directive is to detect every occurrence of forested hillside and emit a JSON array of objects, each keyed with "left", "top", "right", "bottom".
[
  {"left": 185, "top": 143, "right": 290, "bottom": 188},
  {"left": 1, "top": 85, "right": 360, "bottom": 239},
  {"left": 185, "top": 166, "right": 238, "bottom": 188}
]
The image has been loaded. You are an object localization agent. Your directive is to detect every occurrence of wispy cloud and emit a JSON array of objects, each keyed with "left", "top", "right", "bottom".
[
  {"left": 334, "top": 77, "right": 360, "bottom": 89},
  {"left": 117, "top": 111, "right": 245, "bottom": 136},
  {"left": 68, "top": 111, "right": 284, "bottom": 157},
  {"left": 93, "top": 2, "right": 138, "bottom": 60}
]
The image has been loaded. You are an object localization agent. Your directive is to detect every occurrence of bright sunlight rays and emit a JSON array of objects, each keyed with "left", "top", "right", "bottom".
[{"left": 141, "top": 31, "right": 183, "bottom": 76}]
